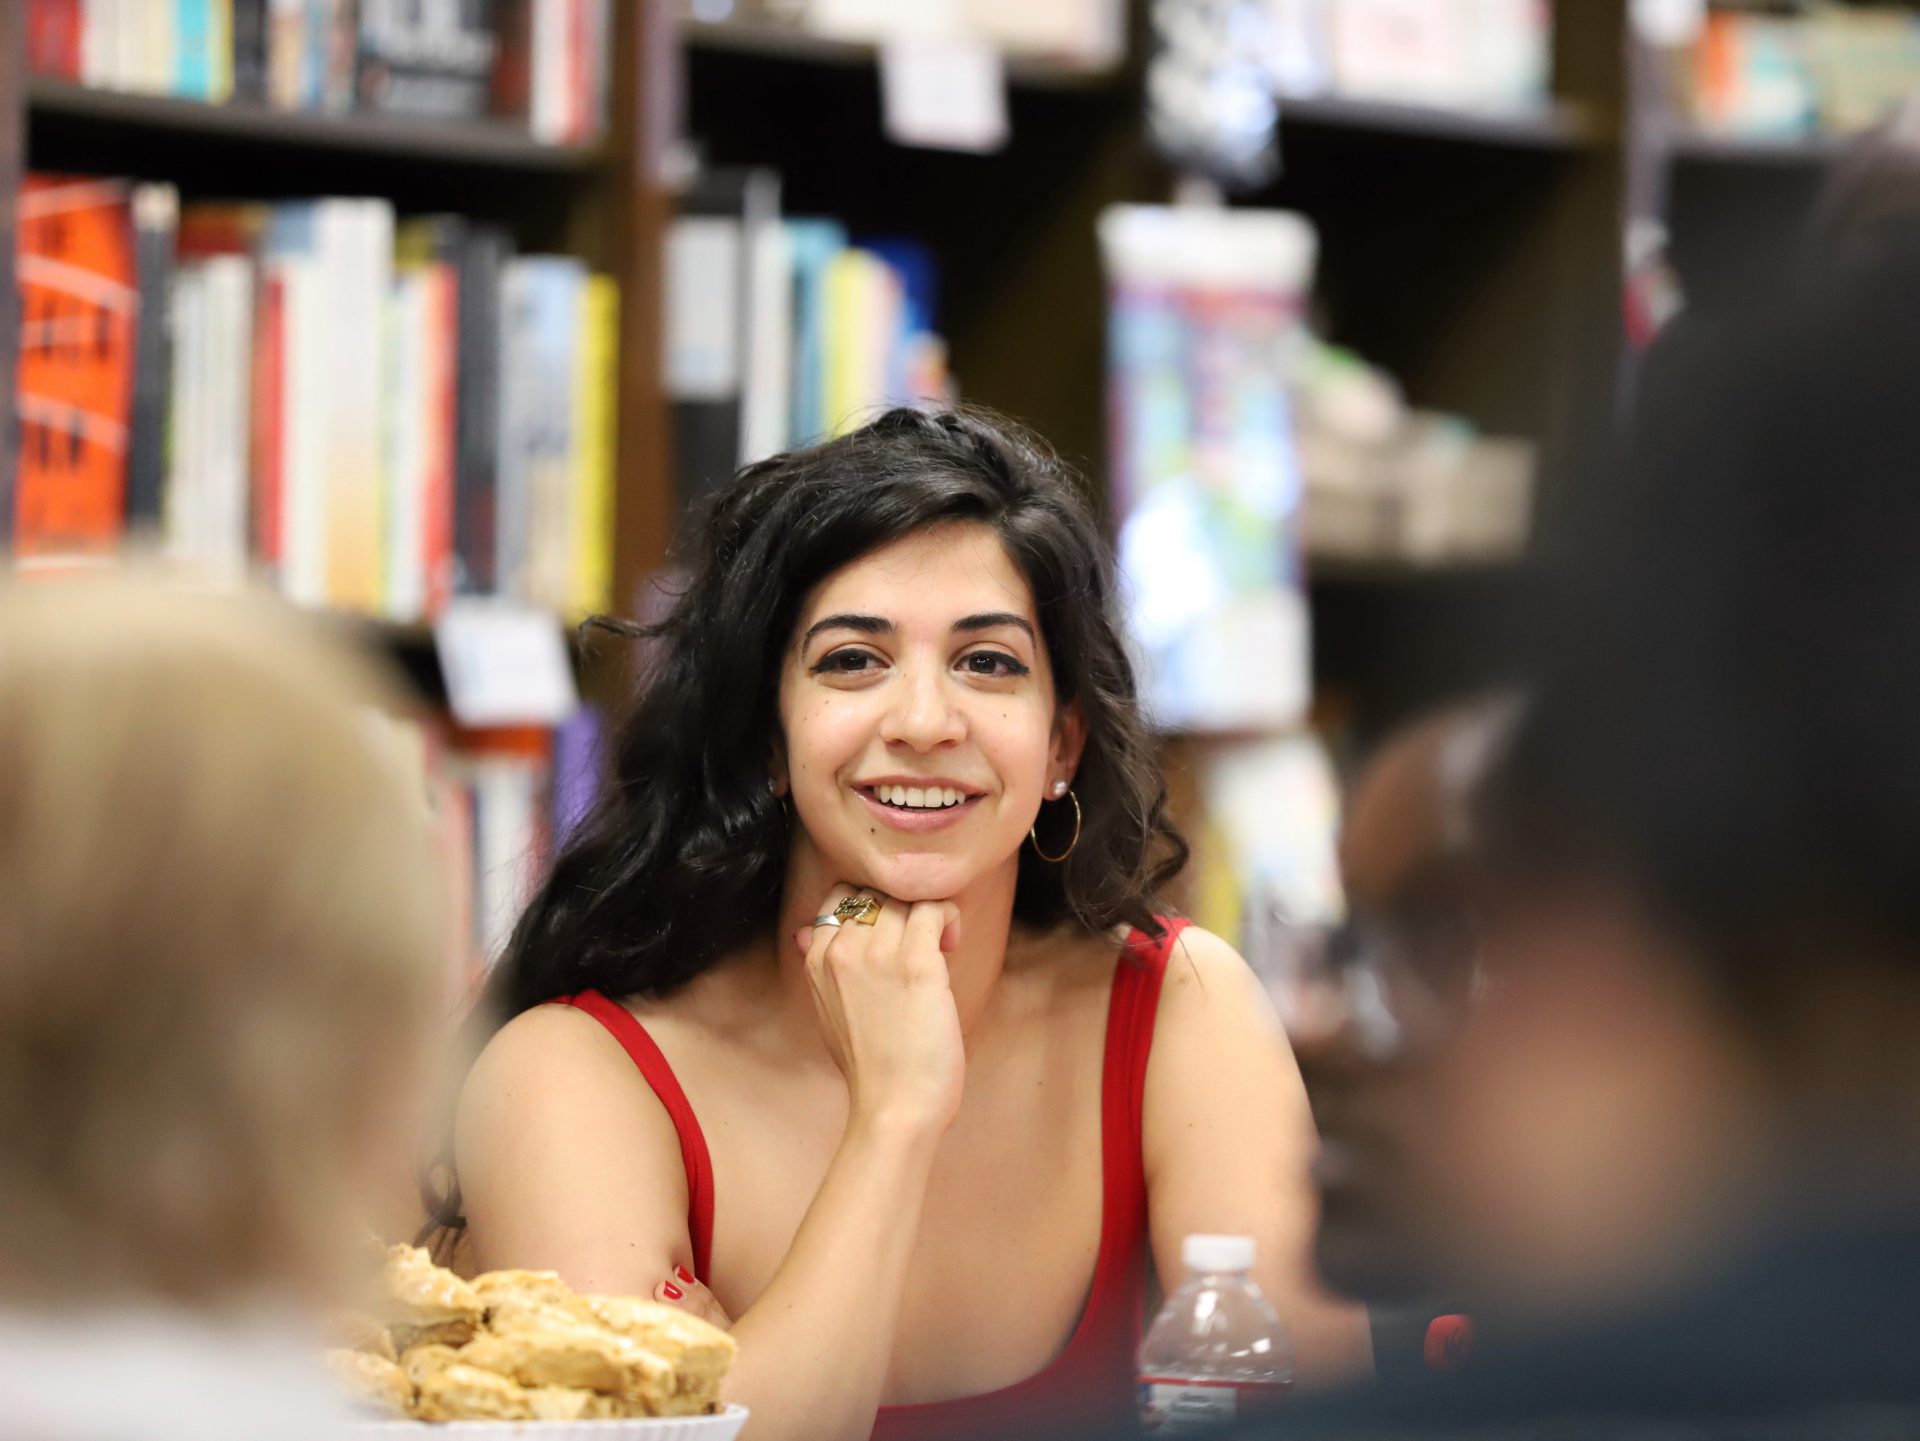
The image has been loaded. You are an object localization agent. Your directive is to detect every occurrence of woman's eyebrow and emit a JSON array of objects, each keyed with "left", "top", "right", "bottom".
[
  {"left": 801, "top": 613, "right": 892, "bottom": 648},
  {"left": 954, "top": 612, "right": 1037, "bottom": 642}
]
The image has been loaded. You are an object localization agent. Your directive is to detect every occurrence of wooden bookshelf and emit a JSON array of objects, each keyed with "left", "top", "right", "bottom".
[
  {"left": 25, "top": 76, "right": 609, "bottom": 171},
  {"left": 0, "top": 0, "right": 677, "bottom": 651},
  {"left": 1273, "top": 92, "right": 1605, "bottom": 151}
]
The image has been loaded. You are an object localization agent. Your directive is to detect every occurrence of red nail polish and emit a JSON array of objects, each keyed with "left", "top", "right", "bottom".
[
  {"left": 675, "top": 1266, "right": 695, "bottom": 1285},
  {"left": 662, "top": 1282, "right": 684, "bottom": 1301}
]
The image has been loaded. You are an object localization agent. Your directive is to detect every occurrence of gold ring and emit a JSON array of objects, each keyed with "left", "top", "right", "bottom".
[{"left": 833, "top": 895, "right": 883, "bottom": 926}]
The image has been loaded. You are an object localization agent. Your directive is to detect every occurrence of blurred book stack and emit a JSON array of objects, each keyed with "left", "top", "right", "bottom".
[
  {"left": 666, "top": 167, "right": 953, "bottom": 506},
  {"left": 1293, "top": 342, "right": 1534, "bottom": 567},
  {"left": 373, "top": 707, "right": 607, "bottom": 990},
  {"left": 11, "top": 176, "right": 619, "bottom": 624},
  {"left": 25, "top": 0, "right": 608, "bottom": 141},
  {"left": 1667, "top": 3, "right": 1920, "bottom": 141},
  {"left": 1266, "top": 0, "right": 1553, "bottom": 114}
]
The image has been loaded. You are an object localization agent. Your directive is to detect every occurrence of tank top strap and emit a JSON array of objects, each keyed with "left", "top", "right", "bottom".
[
  {"left": 554, "top": 990, "right": 715, "bottom": 1281},
  {"left": 1104, "top": 916, "right": 1190, "bottom": 1172}
]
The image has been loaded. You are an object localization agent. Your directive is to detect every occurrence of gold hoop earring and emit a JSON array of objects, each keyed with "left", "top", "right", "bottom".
[{"left": 1030, "top": 788, "right": 1082, "bottom": 863}]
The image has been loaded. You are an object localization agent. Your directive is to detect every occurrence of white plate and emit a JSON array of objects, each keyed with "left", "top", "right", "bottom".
[{"left": 356, "top": 1405, "right": 749, "bottom": 1439}]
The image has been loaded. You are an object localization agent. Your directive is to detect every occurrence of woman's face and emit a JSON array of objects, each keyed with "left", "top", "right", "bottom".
[{"left": 776, "top": 521, "right": 1084, "bottom": 906}]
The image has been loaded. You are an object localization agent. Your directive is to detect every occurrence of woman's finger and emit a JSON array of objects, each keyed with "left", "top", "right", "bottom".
[{"left": 655, "top": 1269, "right": 734, "bottom": 1331}]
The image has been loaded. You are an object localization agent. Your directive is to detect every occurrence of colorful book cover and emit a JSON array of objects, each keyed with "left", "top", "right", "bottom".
[
  {"left": 496, "top": 255, "right": 584, "bottom": 609},
  {"left": 13, "top": 177, "right": 139, "bottom": 558},
  {"left": 177, "top": 0, "right": 214, "bottom": 100},
  {"left": 356, "top": 0, "right": 497, "bottom": 118},
  {"left": 784, "top": 218, "right": 848, "bottom": 449},
  {"left": 571, "top": 273, "right": 618, "bottom": 618},
  {"left": 27, "top": 0, "right": 83, "bottom": 80}
]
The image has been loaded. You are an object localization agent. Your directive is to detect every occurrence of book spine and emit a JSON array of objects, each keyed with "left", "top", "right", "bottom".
[
  {"left": 230, "top": 0, "right": 267, "bottom": 101},
  {"left": 266, "top": 0, "right": 304, "bottom": 106},
  {"left": 250, "top": 268, "right": 286, "bottom": 575},
  {"left": 491, "top": 0, "right": 531, "bottom": 124},
  {"left": 209, "top": 0, "right": 234, "bottom": 102},
  {"left": 14, "top": 177, "right": 139, "bottom": 558},
  {"left": 204, "top": 254, "right": 255, "bottom": 579},
  {"left": 527, "top": 260, "right": 582, "bottom": 612},
  {"left": 177, "top": 0, "right": 212, "bottom": 100},
  {"left": 323, "top": 0, "right": 357, "bottom": 111},
  {"left": 452, "top": 225, "right": 507, "bottom": 595},
  {"left": 530, "top": 0, "right": 567, "bottom": 142},
  {"left": 383, "top": 270, "right": 424, "bottom": 619},
  {"left": 321, "top": 198, "right": 394, "bottom": 613},
  {"left": 422, "top": 262, "right": 459, "bottom": 615},
  {"left": 571, "top": 273, "right": 617, "bottom": 618},
  {"left": 164, "top": 264, "right": 204, "bottom": 562},
  {"left": 125, "top": 183, "right": 179, "bottom": 534},
  {"left": 279, "top": 257, "right": 329, "bottom": 604},
  {"left": 27, "top": 0, "right": 83, "bottom": 80},
  {"left": 494, "top": 260, "right": 532, "bottom": 603}
]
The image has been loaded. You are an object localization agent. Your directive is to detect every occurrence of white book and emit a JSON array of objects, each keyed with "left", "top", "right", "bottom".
[
  {"left": 384, "top": 272, "right": 428, "bottom": 621},
  {"left": 80, "top": 0, "right": 116, "bottom": 87},
  {"left": 165, "top": 265, "right": 207, "bottom": 565},
  {"left": 739, "top": 202, "right": 794, "bottom": 466},
  {"left": 531, "top": 0, "right": 570, "bottom": 142},
  {"left": 202, "top": 255, "right": 255, "bottom": 583},
  {"left": 318, "top": 199, "right": 395, "bottom": 613}
]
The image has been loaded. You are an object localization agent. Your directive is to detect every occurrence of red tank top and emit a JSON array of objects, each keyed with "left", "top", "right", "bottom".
[{"left": 555, "top": 918, "right": 1186, "bottom": 1441}]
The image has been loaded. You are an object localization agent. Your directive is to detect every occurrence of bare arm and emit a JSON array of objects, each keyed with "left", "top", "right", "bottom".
[
  {"left": 1142, "top": 926, "right": 1375, "bottom": 1389},
  {"left": 456, "top": 895, "right": 963, "bottom": 1441}
]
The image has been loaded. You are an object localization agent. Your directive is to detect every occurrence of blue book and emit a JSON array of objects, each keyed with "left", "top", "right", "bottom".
[
  {"left": 176, "top": 0, "right": 213, "bottom": 99},
  {"left": 784, "top": 219, "right": 848, "bottom": 449}
]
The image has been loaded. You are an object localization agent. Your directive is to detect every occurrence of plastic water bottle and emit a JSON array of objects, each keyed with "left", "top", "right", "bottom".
[{"left": 1138, "top": 1234, "right": 1294, "bottom": 1434}]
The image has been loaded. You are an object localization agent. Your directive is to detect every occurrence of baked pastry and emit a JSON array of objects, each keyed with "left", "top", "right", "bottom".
[
  {"left": 332, "top": 1245, "right": 736, "bottom": 1421},
  {"left": 325, "top": 1349, "right": 412, "bottom": 1418},
  {"left": 583, "top": 1294, "right": 737, "bottom": 1400},
  {"left": 412, "top": 1361, "right": 537, "bottom": 1422},
  {"left": 376, "top": 1244, "right": 484, "bottom": 1352},
  {"left": 472, "top": 1268, "right": 577, "bottom": 1312},
  {"left": 460, "top": 1310, "right": 676, "bottom": 1408}
]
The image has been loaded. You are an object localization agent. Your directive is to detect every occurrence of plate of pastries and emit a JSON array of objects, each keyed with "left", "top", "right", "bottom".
[{"left": 328, "top": 1245, "right": 745, "bottom": 1436}]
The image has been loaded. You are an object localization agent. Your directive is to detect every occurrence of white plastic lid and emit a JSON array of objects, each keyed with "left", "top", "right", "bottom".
[{"left": 1183, "top": 1234, "right": 1256, "bottom": 1273}]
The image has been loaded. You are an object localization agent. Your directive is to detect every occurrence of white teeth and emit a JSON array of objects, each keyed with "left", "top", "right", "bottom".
[{"left": 870, "top": 785, "right": 967, "bottom": 810}]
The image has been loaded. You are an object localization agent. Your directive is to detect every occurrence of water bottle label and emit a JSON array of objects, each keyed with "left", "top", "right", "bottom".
[{"left": 1138, "top": 1378, "right": 1291, "bottom": 1433}]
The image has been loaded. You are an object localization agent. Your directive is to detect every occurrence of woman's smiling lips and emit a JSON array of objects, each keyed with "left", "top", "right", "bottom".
[{"left": 852, "top": 779, "right": 986, "bottom": 833}]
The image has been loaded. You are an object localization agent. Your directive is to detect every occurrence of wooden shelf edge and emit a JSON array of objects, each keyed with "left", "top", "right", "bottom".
[
  {"left": 1666, "top": 124, "right": 1842, "bottom": 168},
  {"left": 25, "top": 75, "right": 610, "bottom": 172},
  {"left": 681, "top": 18, "right": 1126, "bottom": 91},
  {"left": 1274, "top": 92, "right": 1605, "bottom": 150},
  {"left": 1306, "top": 555, "right": 1530, "bottom": 585}
]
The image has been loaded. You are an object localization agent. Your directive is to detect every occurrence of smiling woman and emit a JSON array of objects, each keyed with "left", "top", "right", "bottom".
[{"left": 429, "top": 407, "right": 1372, "bottom": 1441}]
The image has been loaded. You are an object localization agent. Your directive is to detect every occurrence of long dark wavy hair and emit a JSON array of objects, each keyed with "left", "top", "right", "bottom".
[{"left": 422, "top": 406, "right": 1187, "bottom": 1243}]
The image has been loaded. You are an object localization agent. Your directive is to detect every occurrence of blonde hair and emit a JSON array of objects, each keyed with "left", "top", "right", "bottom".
[{"left": 0, "top": 576, "right": 444, "bottom": 1308}]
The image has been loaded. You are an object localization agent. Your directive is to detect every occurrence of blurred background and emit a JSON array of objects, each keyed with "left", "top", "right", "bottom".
[{"left": 2, "top": 0, "right": 1903, "bottom": 1000}]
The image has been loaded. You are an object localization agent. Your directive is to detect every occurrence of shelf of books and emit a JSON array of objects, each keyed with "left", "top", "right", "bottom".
[{"left": 7, "top": 0, "right": 662, "bottom": 986}]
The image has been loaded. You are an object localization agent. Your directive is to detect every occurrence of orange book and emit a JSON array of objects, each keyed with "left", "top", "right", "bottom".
[{"left": 13, "top": 176, "right": 139, "bottom": 557}]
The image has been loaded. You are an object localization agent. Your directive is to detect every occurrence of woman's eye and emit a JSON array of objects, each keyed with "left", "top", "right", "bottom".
[
  {"left": 962, "top": 651, "right": 1029, "bottom": 678},
  {"left": 815, "top": 649, "right": 880, "bottom": 675}
]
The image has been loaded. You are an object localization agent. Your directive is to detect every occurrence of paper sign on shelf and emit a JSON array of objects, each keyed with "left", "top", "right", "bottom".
[
  {"left": 881, "top": 38, "right": 1010, "bottom": 154},
  {"left": 434, "top": 601, "right": 579, "bottom": 728}
]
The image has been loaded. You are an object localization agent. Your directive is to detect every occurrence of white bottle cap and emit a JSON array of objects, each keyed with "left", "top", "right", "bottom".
[{"left": 1183, "top": 1234, "right": 1256, "bottom": 1273}]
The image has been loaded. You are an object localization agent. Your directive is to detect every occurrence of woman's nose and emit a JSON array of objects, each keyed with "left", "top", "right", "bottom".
[{"left": 878, "top": 663, "right": 965, "bottom": 749}]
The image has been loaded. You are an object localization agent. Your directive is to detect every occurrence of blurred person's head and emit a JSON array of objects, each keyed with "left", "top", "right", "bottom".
[
  {"left": 0, "top": 577, "right": 443, "bottom": 1313},
  {"left": 1298, "top": 701, "right": 1510, "bottom": 1302},
  {"left": 1353, "top": 244, "right": 1920, "bottom": 1317}
]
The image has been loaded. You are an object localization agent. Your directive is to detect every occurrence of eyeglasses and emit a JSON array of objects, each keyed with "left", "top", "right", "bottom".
[{"left": 1257, "top": 899, "right": 1489, "bottom": 1063}]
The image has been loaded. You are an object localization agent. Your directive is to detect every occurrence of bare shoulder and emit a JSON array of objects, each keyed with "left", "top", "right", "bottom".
[
  {"left": 455, "top": 1000, "right": 693, "bottom": 1285},
  {"left": 1159, "top": 923, "right": 1269, "bottom": 1014}
]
